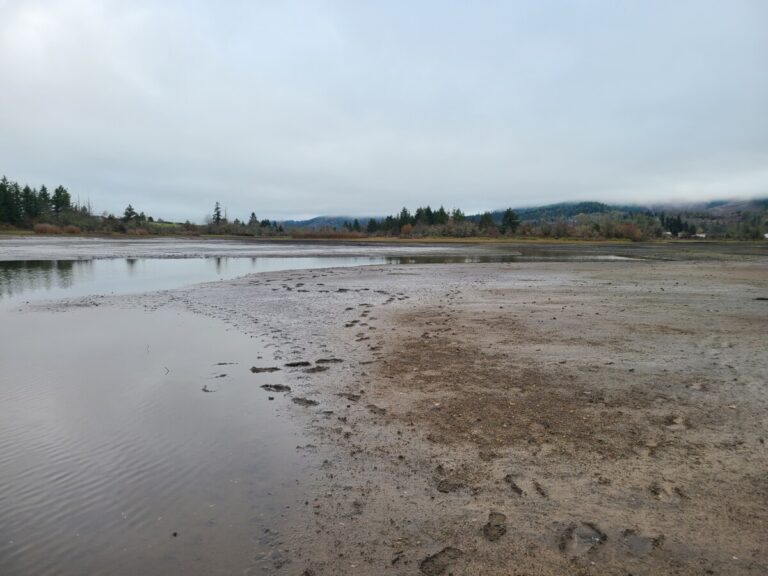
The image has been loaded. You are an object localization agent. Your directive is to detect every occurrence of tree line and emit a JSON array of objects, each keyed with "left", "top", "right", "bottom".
[
  {"left": 2, "top": 174, "right": 765, "bottom": 240},
  {"left": 341, "top": 206, "right": 521, "bottom": 237},
  {"left": 0, "top": 177, "right": 76, "bottom": 225}
]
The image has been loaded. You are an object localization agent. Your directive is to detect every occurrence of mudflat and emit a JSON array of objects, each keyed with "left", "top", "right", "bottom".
[{"left": 113, "top": 245, "right": 767, "bottom": 575}]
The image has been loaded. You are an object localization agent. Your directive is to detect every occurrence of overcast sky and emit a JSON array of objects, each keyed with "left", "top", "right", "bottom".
[{"left": 1, "top": 0, "right": 767, "bottom": 221}]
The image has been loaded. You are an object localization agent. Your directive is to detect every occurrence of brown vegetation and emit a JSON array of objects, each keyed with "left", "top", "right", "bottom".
[
  {"left": 291, "top": 230, "right": 367, "bottom": 240},
  {"left": 34, "top": 223, "right": 63, "bottom": 234}
]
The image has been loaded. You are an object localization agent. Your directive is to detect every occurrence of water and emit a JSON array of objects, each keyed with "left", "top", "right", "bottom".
[
  {"left": 0, "top": 238, "right": 645, "bottom": 308},
  {"left": 0, "top": 256, "right": 392, "bottom": 308},
  {"left": 0, "top": 307, "right": 310, "bottom": 576}
]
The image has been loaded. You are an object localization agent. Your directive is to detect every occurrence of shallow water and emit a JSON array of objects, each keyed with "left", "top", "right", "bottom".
[
  {"left": 0, "top": 256, "right": 393, "bottom": 308},
  {"left": 0, "top": 307, "right": 311, "bottom": 575},
  {"left": 0, "top": 238, "right": 647, "bottom": 307}
]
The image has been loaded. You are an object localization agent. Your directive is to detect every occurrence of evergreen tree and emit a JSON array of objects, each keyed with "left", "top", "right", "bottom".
[
  {"left": 52, "top": 186, "right": 71, "bottom": 216},
  {"left": 398, "top": 207, "right": 412, "bottom": 227},
  {"left": 501, "top": 208, "right": 520, "bottom": 234},
  {"left": 213, "top": 202, "right": 223, "bottom": 226},
  {"left": 37, "top": 185, "right": 51, "bottom": 216},
  {"left": 366, "top": 218, "right": 379, "bottom": 233},
  {"left": 22, "top": 186, "right": 38, "bottom": 219},
  {"left": 434, "top": 206, "right": 449, "bottom": 225},
  {"left": 451, "top": 208, "right": 466, "bottom": 222},
  {"left": 352, "top": 218, "right": 361, "bottom": 232},
  {"left": 478, "top": 211, "right": 495, "bottom": 230},
  {"left": 123, "top": 204, "right": 137, "bottom": 222}
]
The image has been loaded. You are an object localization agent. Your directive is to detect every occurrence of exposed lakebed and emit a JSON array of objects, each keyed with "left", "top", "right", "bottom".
[{"left": 2, "top": 237, "right": 764, "bottom": 575}]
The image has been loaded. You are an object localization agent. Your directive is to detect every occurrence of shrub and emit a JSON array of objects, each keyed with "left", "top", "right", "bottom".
[
  {"left": 63, "top": 225, "right": 82, "bottom": 234},
  {"left": 34, "top": 223, "right": 63, "bottom": 234}
]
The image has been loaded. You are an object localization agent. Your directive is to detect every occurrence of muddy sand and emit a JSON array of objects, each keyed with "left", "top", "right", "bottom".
[{"left": 58, "top": 252, "right": 768, "bottom": 574}]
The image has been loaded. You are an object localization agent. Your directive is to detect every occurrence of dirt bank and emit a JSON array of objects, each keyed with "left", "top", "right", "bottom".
[{"left": 111, "top": 253, "right": 768, "bottom": 574}]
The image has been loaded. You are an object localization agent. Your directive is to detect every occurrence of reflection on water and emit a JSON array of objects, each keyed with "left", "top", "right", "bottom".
[
  {"left": 0, "top": 252, "right": 638, "bottom": 307},
  {"left": 0, "top": 260, "right": 84, "bottom": 298},
  {"left": 0, "top": 256, "right": 391, "bottom": 307}
]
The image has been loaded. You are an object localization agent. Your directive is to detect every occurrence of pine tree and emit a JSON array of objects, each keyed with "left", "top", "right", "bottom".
[
  {"left": 123, "top": 204, "right": 137, "bottom": 222},
  {"left": 213, "top": 202, "right": 223, "bottom": 226},
  {"left": 52, "top": 186, "right": 71, "bottom": 216},
  {"left": 37, "top": 185, "right": 51, "bottom": 216},
  {"left": 501, "top": 208, "right": 520, "bottom": 234},
  {"left": 478, "top": 211, "right": 495, "bottom": 230}
]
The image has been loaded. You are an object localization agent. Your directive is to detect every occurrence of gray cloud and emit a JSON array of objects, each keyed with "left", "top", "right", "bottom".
[{"left": 1, "top": 0, "right": 766, "bottom": 221}]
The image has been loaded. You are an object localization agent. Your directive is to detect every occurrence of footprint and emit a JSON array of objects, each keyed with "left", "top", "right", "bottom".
[{"left": 420, "top": 547, "right": 463, "bottom": 575}]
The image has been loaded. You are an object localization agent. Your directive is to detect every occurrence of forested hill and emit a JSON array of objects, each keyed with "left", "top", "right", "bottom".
[{"left": 495, "top": 201, "right": 646, "bottom": 223}]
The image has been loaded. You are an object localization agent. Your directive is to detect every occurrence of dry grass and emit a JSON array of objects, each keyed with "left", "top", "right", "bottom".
[{"left": 291, "top": 230, "right": 367, "bottom": 240}]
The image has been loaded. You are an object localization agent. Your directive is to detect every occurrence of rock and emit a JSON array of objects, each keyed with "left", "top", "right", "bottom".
[
  {"left": 482, "top": 512, "right": 507, "bottom": 542},
  {"left": 420, "top": 547, "right": 462, "bottom": 575}
]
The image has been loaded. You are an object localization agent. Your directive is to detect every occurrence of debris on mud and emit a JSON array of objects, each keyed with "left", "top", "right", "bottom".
[
  {"left": 250, "top": 366, "right": 281, "bottom": 373},
  {"left": 285, "top": 361, "right": 312, "bottom": 367},
  {"left": 292, "top": 397, "right": 319, "bottom": 407},
  {"left": 261, "top": 384, "right": 291, "bottom": 392},
  {"left": 316, "top": 358, "right": 344, "bottom": 364},
  {"left": 305, "top": 366, "right": 330, "bottom": 373}
]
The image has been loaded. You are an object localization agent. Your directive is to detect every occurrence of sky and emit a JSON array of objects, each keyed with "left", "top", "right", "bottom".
[{"left": 1, "top": 0, "right": 767, "bottom": 222}]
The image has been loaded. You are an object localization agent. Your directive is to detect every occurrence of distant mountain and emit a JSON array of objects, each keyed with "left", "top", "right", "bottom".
[{"left": 281, "top": 216, "right": 373, "bottom": 230}]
